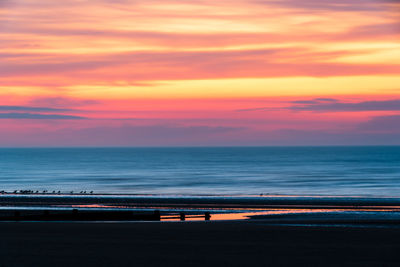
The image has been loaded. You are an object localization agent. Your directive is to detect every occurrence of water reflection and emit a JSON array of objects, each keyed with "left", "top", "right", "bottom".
[{"left": 161, "top": 208, "right": 400, "bottom": 222}]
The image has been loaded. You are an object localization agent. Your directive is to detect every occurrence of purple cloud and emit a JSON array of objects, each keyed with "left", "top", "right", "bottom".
[
  {"left": 0, "top": 124, "right": 244, "bottom": 146},
  {"left": 358, "top": 115, "right": 400, "bottom": 132},
  {"left": 263, "top": 129, "right": 400, "bottom": 145},
  {"left": 0, "top": 105, "right": 72, "bottom": 112},
  {"left": 259, "top": 0, "right": 387, "bottom": 12},
  {"left": 0, "top": 113, "right": 86, "bottom": 119},
  {"left": 0, "top": 119, "right": 400, "bottom": 146},
  {"left": 292, "top": 98, "right": 338, "bottom": 104},
  {"left": 289, "top": 99, "right": 400, "bottom": 112},
  {"left": 29, "top": 97, "right": 99, "bottom": 108},
  {"left": 236, "top": 98, "right": 400, "bottom": 113}
]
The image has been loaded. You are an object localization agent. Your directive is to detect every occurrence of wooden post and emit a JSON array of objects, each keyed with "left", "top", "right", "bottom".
[
  {"left": 154, "top": 210, "right": 161, "bottom": 221},
  {"left": 205, "top": 212, "right": 211, "bottom": 221},
  {"left": 43, "top": 210, "right": 50, "bottom": 220},
  {"left": 180, "top": 212, "right": 185, "bottom": 221},
  {"left": 72, "top": 209, "right": 79, "bottom": 220}
]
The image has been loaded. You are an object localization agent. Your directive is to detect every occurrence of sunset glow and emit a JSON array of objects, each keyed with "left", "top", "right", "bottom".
[{"left": 1, "top": 0, "right": 400, "bottom": 146}]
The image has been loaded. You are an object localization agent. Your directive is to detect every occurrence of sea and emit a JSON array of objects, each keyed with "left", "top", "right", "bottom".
[{"left": 0, "top": 146, "right": 400, "bottom": 197}]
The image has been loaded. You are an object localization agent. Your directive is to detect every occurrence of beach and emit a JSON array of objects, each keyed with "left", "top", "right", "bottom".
[
  {"left": 0, "top": 221, "right": 399, "bottom": 266},
  {"left": 0, "top": 194, "right": 400, "bottom": 266}
]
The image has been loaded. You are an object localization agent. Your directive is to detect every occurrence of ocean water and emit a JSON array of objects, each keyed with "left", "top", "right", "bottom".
[{"left": 0, "top": 147, "right": 400, "bottom": 196}]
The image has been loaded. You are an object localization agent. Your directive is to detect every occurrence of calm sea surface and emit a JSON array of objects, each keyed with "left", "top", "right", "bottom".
[{"left": 0, "top": 147, "right": 400, "bottom": 196}]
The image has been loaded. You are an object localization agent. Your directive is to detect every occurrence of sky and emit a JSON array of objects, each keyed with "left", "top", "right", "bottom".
[{"left": 0, "top": 0, "right": 400, "bottom": 146}]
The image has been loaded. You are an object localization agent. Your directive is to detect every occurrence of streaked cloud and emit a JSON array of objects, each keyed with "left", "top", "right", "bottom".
[
  {"left": 358, "top": 115, "right": 400, "bottom": 132},
  {"left": 289, "top": 99, "right": 400, "bottom": 112},
  {"left": 238, "top": 98, "right": 400, "bottom": 113},
  {"left": 0, "top": 124, "right": 244, "bottom": 146},
  {"left": 0, "top": 105, "right": 72, "bottom": 112},
  {"left": 291, "top": 98, "right": 338, "bottom": 104},
  {"left": 0, "top": 113, "right": 86, "bottom": 119},
  {"left": 263, "top": 0, "right": 389, "bottom": 12},
  {"left": 28, "top": 97, "right": 99, "bottom": 108},
  {"left": 0, "top": 0, "right": 399, "bottom": 145}
]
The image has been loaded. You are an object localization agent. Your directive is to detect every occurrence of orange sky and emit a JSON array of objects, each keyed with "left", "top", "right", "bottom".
[{"left": 0, "top": 0, "right": 400, "bottom": 146}]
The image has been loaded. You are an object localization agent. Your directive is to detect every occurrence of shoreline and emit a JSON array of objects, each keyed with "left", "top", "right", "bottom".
[
  {"left": 2, "top": 194, "right": 398, "bottom": 204},
  {"left": 1, "top": 194, "right": 400, "bottom": 265},
  {"left": 3, "top": 191, "right": 400, "bottom": 197},
  {"left": 1, "top": 194, "right": 400, "bottom": 226}
]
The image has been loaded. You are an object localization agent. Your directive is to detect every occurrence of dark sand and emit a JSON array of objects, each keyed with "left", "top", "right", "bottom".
[{"left": 0, "top": 221, "right": 399, "bottom": 267}]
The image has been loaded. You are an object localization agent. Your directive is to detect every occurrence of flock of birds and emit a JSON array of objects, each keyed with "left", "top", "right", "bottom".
[{"left": 0, "top": 190, "right": 94, "bottom": 195}]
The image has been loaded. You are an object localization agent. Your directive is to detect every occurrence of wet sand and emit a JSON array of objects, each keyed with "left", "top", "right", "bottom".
[
  {"left": 3, "top": 194, "right": 400, "bottom": 208},
  {"left": 1, "top": 194, "right": 400, "bottom": 266},
  {"left": 0, "top": 221, "right": 399, "bottom": 267}
]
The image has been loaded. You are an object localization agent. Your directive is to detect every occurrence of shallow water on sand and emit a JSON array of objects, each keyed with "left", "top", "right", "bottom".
[{"left": 0, "top": 147, "right": 400, "bottom": 196}]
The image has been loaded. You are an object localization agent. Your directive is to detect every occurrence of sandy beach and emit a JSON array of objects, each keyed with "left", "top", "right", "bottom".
[
  {"left": 0, "top": 221, "right": 399, "bottom": 267},
  {"left": 1, "top": 194, "right": 400, "bottom": 266}
]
